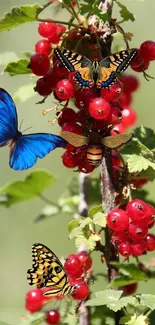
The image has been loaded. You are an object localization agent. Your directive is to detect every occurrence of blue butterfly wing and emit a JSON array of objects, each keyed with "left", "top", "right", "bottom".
[
  {"left": 9, "top": 133, "right": 67, "bottom": 170},
  {"left": 0, "top": 88, "right": 18, "bottom": 144}
]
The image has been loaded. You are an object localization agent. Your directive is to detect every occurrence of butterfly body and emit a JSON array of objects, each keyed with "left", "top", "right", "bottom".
[
  {"left": 54, "top": 47, "right": 137, "bottom": 89},
  {"left": 60, "top": 130, "right": 132, "bottom": 168},
  {"left": 0, "top": 89, "right": 67, "bottom": 170},
  {"left": 27, "top": 243, "right": 76, "bottom": 297}
]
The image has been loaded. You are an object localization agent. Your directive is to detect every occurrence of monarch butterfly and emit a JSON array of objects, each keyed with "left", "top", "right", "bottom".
[
  {"left": 54, "top": 47, "right": 137, "bottom": 89},
  {"left": 60, "top": 130, "right": 132, "bottom": 167},
  {"left": 27, "top": 243, "right": 77, "bottom": 297}
]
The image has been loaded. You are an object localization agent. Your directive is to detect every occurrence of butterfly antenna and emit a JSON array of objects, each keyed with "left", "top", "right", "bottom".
[
  {"left": 19, "top": 119, "right": 24, "bottom": 131},
  {"left": 22, "top": 126, "right": 33, "bottom": 134}
]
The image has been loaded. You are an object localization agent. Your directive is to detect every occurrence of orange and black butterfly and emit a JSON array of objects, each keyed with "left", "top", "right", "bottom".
[
  {"left": 60, "top": 130, "right": 132, "bottom": 167},
  {"left": 27, "top": 243, "right": 77, "bottom": 297},
  {"left": 54, "top": 47, "right": 137, "bottom": 89}
]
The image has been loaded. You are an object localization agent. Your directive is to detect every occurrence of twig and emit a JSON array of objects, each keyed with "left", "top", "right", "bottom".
[{"left": 78, "top": 172, "right": 89, "bottom": 218}]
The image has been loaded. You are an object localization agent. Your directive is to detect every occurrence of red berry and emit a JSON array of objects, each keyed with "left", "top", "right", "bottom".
[
  {"left": 140, "top": 40, "right": 155, "bottom": 61},
  {"left": 35, "top": 39, "right": 52, "bottom": 56},
  {"left": 131, "top": 178, "right": 148, "bottom": 188},
  {"left": 64, "top": 254, "right": 83, "bottom": 278},
  {"left": 38, "top": 21, "right": 57, "bottom": 38},
  {"left": 122, "top": 74, "right": 140, "bottom": 93},
  {"left": 119, "top": 92, "right": 132, "bottom": 107},
  {"left": 109, "top": 106, "right": 122, "bottom": 125},
  {"left": 62, "top": 121, "right": 82, "bottom": 134},
  {"left": 131, "top": 60, "right": 150, "bottom": 72},
  {"left": 35, "top": 77, "right": 52, "bottom": 96},
  {"left": 89, "top": 97, "right": 111, "bottom": 120},
  {"left": 130, "top": 49, "right": 144, "bottom": 68},
  {"left": 25, "top": 289, "right": 44, "bottom": 313},
  {"left": 146, "top": 234, "right": 155, "bottom": 251},
  {"left": 148, "top": 219, "right": 155, "bottom": 229},
  {"left": 131, "top": 240, "right": 146, "bottom": 256},
  {"left": 122, "top": 107, "right": 137, "bottom": 127},
  {"left": 30, "top": 53, "right": 50, "bottom": 76},
  {"left": 74, "top": 88, "right": 98, "bottom": 110},
  {"left": 55, "top": 79, "right": 75, "bottom": 100},
  {"left": 101, "top": 81, "right": 123, "bottom": 101},
  {"left": 123, "top": 283, "right": 137, "bottom": 296},
  {"left": 45, "top": 310, "right": 60, "bottom": 325},
  {"left": 126, "top": 199, "right": 148, "bottom": 222},
  {"left": 145, "top": 204, "right": 155, "bottom": 225},
  {"left": 53, "top": 60, "right": 69, "bottom": 80},
  {"left": 71, "top": 280, "right": 89, "bottom": 300},
  {"left": 128, "top": 222, "right": 148, "bottom": 241},
  {"left": 45, "top": 68, "right": 59, "bottom": 90},
  {"left": 77, "top": 251, "right": 92, "bottom": 271},
  {"left": 107, "top": 209, "right": 129, "bottom": 232},
  {"left": 78, "top": 158, "right": 94, "bottom": 173},
  {"left": 62, "top": 150, "right": 78, "bottom": 168},
  {"left": 58, "top": 108, "right": 77, "bottom": 127},
  {"left": 118, "top": 242, "right": 132, "bottom": 257},
  {"left": 49, "top": 24, "right": 66, "bottom": 44},
  {"left": 112, "top": 123, "right": 126, "bottom": 134},
  {"left": 111, "top": 231, "right": 127, "bottom": 246}
]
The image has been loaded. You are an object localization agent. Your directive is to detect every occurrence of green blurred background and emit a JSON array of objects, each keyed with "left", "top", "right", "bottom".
[{"left": 0, "top": 0, "right": 155, "bottom": 323}]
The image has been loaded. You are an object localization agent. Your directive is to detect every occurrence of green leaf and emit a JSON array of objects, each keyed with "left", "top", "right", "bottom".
[
  {"left": 88, "top": 205, "right": 103, "bottom": 218},
  {"left": 127, "top": 154, "right": 155, "bottom": 173},
  {"left": 75, "top": 232, "right": 101, "bottom": 251},
  {"left": 116, "top": 1, "right": 135, "bottom": 22},
  {"left": 119, "top": 316, "right": 132, "bottom": 325},
  {"left": 109, "top": 296, "right": 137, "bottom": 312},
  {"left": 110, "top": 263, "right": 149, "bottom": 288},
  {"left": 80, "top": 2, "right": 109, "bottom": 22},
  {"left": 140, "top": 294, "right": 155, "bottom": 311},
  {"left": 0, "top": 51, "right": 19, "bottom": 66},
  {"left": 80, "top": 217, "right": 94, "bottom": 228},
  {"left": 4, "top": 59, "right": 31, "bottom": 76},
  {"left": 110, "top": 276, "right": 139, "bottom": 288},
  {"left": 93, "top": 212, "right": 107, "bottom": 227},
  {"left": 0, "top": 4, "right": 41, "bottom": 32},
  {"left": 68, "top": 226, "right": 81, "bottom": 240},
  {"left": 0, "top": 170, "right": 55, "bottom": 207},
  {"left": 123, "top": 314, "right": 149, "bottom": 325},
  {"left": 13, "top": 84, "right": 36, "bottom": 102},
  {"left": 86, "top": 289, "right": 123, "bottom": 307},
  {"left": 19, "top": 312, "right": 44, "bottom": 325},
  {"left": 68, "top": 219, "right": 80, "bottom": 233}
]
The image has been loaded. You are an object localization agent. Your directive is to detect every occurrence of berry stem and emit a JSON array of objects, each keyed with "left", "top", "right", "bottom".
[
  {"left": 115, "top": 23, "right": 130, "bottom": 50},
  {"left": 39, "top": 193, "right": 60, "bottom": 207},
  {"left": 37, "top": 18, "right": 78, "bottom": 28}
]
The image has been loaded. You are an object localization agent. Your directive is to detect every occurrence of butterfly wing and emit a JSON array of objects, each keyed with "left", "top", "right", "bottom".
[
  {"left": 54, "top": 47, "right": 94, "bottom": 88},
  {"left": 9, "top": 133, "right": 67, "bottom": 170},
  {"left": 101, "top": 133, "right": 132, "bottom": 148},
  {"left": 27, "top": 243, "right": 74, "bottom": 297},
  {"left": 97, "top": 49, "right": 137, "bottom": 89},
  {"left": 60, "top": 131, "right": 88, "bottom": 147},
  {"left": 0, "top": 88, "right": 18, "bottom": 144}
]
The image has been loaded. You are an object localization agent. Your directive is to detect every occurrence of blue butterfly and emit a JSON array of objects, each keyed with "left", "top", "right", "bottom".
[{"left": 0, "top": 88, "right": 67, "bottom": 170}]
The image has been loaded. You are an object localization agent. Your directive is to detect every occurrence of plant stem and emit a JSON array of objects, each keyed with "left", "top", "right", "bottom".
[
  {"left": 39, "top": 194, "right": 59, "bottom": 207},
  {"left": 99, "top": 2, "right": 121, "bottom": 325}
]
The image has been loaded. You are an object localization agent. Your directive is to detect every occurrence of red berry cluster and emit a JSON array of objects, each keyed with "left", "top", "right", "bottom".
[
  {"left": 107, "top": 199, "right": 155, "bottom": 257},
  {"left": 25, "top": 251, "right": 91, "bottom": 317},
  {"left": 64, "top": 251, "right": 92, "bottom": 300},
  {"left": 25, "top": 288, "right": 60, "bottom": 324},
  {"left": 130, "top": 40, "right": 155, "bottom": 73}
]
